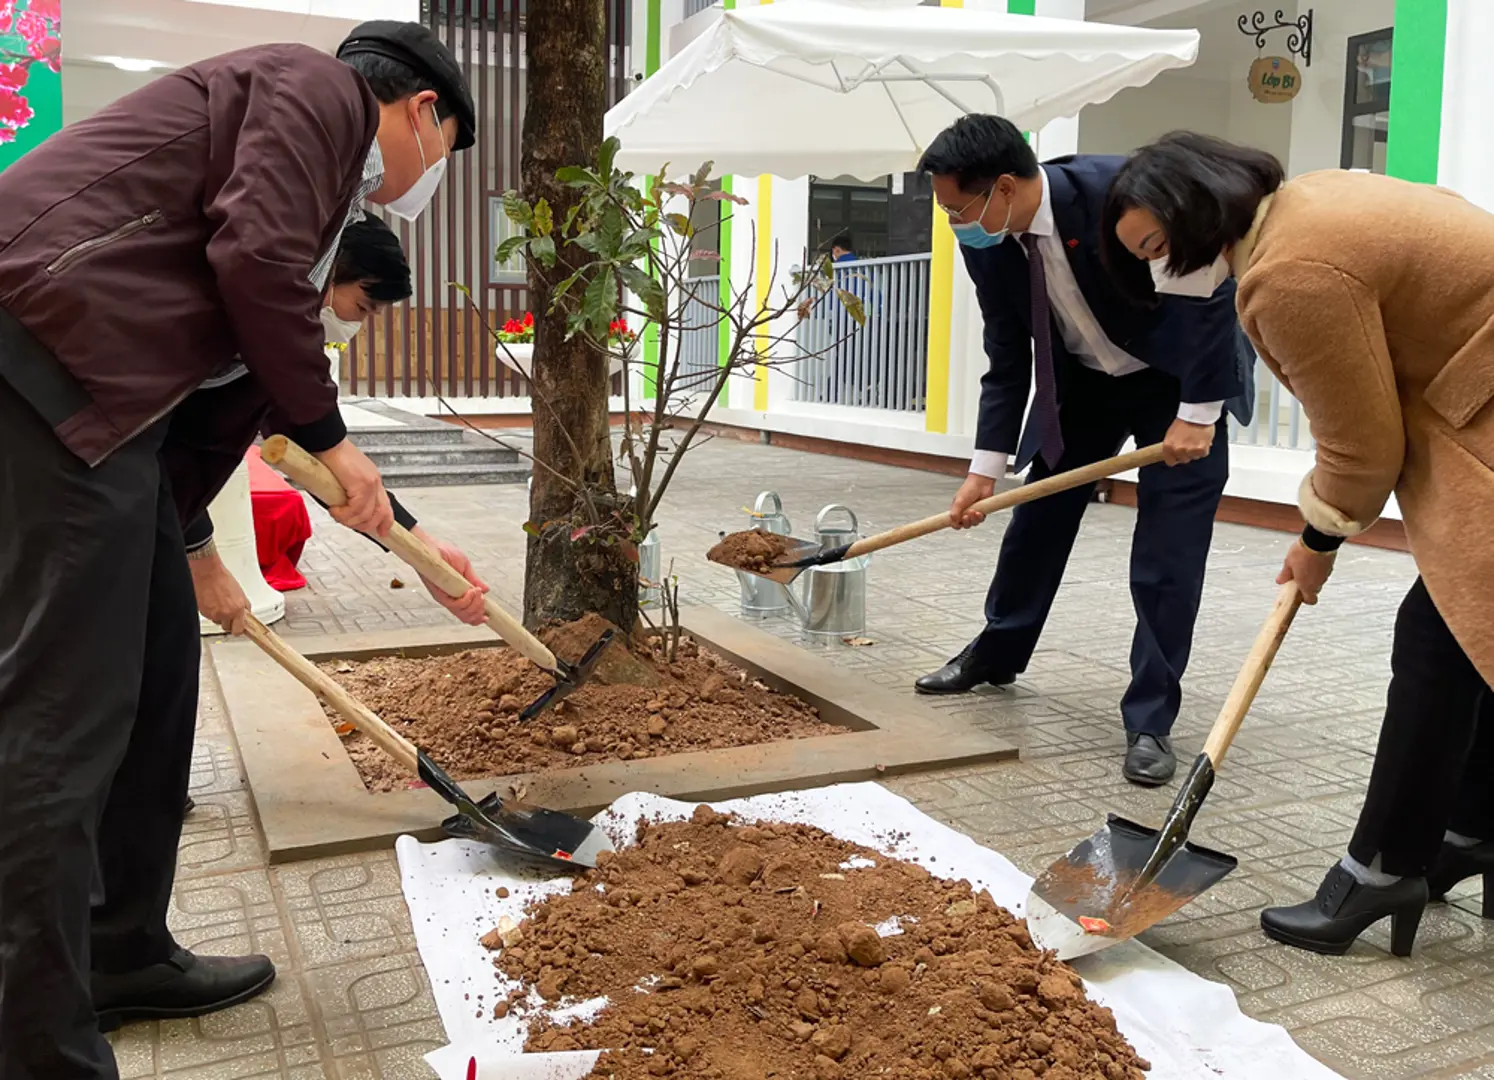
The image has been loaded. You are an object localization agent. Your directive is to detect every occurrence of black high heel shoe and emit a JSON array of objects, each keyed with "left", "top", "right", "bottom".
[
  {"left": 1260, "top": 864, "right": 1429, "bottom": 957},
  {"left": 1428, "top": 840, "right": 1494, "bottom": 918}
]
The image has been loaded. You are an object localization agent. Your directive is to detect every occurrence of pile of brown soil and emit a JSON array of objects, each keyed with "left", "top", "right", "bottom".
[
  {"left": 709, "top": 529, "right": 803, "bottom": 573},
  {"left": 320, "top": 616, "right": 841, "bottom": 792},
  {"left": 488, "top": 808, "right": 1150, "bottom": 1080}
]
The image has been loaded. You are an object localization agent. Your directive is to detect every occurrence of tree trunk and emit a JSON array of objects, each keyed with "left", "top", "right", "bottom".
[{"left": 521, "top": 0, "right": 638, "bottom": 632}]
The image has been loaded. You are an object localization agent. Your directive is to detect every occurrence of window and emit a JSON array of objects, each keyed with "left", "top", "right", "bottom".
[
  {"left": 806, "top": 174, "right": 932, "bottom": 259},
  {"left": 1341, "top": 28, "right": 1392, "bottom": 174},
  {"left": 489, "top": 197, "right": 527, "bottom": 286}
]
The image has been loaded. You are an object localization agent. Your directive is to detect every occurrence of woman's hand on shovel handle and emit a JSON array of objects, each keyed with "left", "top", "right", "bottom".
[
  {"left": 316, "top": 439, "right": 394, "bottom": 537},
  {"left": 1276, "top": 538, "right": 1337, "bottom": 605},
  {"left": 950, "top": 473, "right": 996, "bottom": 530},
  {"left": 411, "top": 526, "right": 490, "bottom": 625}
]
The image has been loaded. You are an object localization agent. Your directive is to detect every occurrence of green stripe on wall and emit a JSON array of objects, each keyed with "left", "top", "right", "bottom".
[
  {"left": 641, "top": 0, "right": 663, "bottom": 398},
  {"left": 717, "top": 0, "right": 737, "bottom": 384},
  {"left": 1385, "top": 0, "right": 1447, "bottom": 183},
  {"left": 1007, "top": 0, "right": 1035, "bottom": 14}
]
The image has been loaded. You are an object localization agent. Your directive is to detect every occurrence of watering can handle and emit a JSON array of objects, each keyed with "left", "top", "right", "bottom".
[
  {"left": 1201, "top": 581, "right": 1303, "bottom": 768},
  {"left": 815, "top": 504, "right": 859, "bottom": 536},
  {"left": 841, "top": 444, "right": 1166, "bottom": 559},
  {"left": 753, "top": 491, "right": 784, "bottom": 517},
  {"left": 259, "top": 436, "right": 560, "bottom": 673}
]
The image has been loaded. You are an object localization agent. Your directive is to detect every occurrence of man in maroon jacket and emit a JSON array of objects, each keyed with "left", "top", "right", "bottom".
[{"left": 0, "top": 22, "right": 486, "bottom": 1078}]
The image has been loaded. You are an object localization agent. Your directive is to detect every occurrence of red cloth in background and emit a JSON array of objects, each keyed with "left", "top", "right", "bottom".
[{"left": 246, "top": 445, "right": 312, "bottom": 591}]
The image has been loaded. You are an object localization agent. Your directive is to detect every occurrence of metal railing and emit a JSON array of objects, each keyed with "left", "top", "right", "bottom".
[
  {"left": 1228, "top": 358, "right": 1314, "bottom": 451},
  {"left": 684, "top": 0, "right": 717, "bottom": 15},
  {"left": 674, "top": 275, "right": 721, "bottom": 392},
  {"left": 793, "top": 253, "right": 931, "bottom": 413}
]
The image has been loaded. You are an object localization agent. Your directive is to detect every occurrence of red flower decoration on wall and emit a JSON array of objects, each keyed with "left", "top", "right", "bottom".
[{"left": 0, "top": 0, "right": 64, "bottom": 143}]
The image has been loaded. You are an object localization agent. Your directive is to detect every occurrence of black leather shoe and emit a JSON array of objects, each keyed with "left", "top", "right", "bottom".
[
  {"left": 1260, "top": 864, "right": 1429, "bottom": 957},
  {"left": 1122, "top": 732, "right": 1175, "bottom": 786},
  {"left": 1429, "top": 840, "right": 1494, "bottom": 918},
  {"left": 914, "top": 646, "right": 1015, "bottom": 695},
  {"left": 184, "top": 795, "right": 195, "bottom": 815},
  {"left": 93, "top": 949, "right": 276, "bottom": 1032}
]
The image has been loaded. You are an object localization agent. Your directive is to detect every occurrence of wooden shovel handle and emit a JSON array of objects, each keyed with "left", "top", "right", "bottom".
[
  {"left": 242, "top": 613, "right": 421, "bottom": 775},
  {"left": 260, "top": 435, "right": 559, "bottom": 673},
  {"left": 844, "top": 444, "right": 1167, "bottom": 560},
  {"left": 1201, "top": 581, "right": 1303, "bottom": 768}
]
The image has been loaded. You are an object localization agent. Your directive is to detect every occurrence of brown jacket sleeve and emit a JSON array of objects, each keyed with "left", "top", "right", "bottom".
[
  {"left": 1239, "top": 260, "right": 1405, "bottom": 535},
  {"left": 200, "top": 46, "right": 376, "bottom": 430}
]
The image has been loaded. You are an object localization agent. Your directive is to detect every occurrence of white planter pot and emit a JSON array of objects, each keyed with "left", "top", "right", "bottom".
[
  {"left": 495, "top": 341, "right": 631, "bottom": 379},
  {"left": 200, "top": 456, "right": 285, "bottom": 636}
]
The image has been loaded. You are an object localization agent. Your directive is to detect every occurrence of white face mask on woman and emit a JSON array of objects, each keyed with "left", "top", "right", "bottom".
[
  {"left": 1150, "top": 254, "right": 1232, "bottom": 298},
  {"left": 320, "top": 306, "right": 364, "bottom": 344}
]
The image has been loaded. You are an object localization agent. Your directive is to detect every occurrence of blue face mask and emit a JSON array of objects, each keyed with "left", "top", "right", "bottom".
[{"left": 952, "top": 189, "right": 1013, "bottom": 249}]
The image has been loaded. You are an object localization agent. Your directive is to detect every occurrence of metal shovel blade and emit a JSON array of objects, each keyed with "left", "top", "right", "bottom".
[
  {"left": 416, "top": 751, "right": 611, "bottom": 871},
  {"left": 707, "top": 535, "right": 825, "bottom": 586},
  {"left": 1026, "top": 812, "right": 1237, "bottom": 960},
  {"left": 518, "top": 628, "right": 618, "bottom": 722}
]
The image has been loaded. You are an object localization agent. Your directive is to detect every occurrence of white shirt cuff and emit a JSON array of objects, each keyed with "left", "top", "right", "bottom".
[
  {"left": 969, "top": 450, "right": 1010, "bottom": 480},
  {"left": 1176, "top": 401, "right": 1224, "bottom": 427}
]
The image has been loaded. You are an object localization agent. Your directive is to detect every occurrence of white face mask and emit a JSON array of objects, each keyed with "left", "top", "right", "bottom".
[
  {"left": 384, "top": 105, "right": 448, "bottom": 222},
  {"left": 1150, "top": 254, "right": 1232, "bottom": 299},
  {"left": 320, "top": 306, "right": 363, "bottom": 344}
]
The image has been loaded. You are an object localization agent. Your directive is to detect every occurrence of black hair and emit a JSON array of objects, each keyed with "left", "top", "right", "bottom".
[
  {"left": 1101, "top": 131, "right": 1284, "bottom": 299},
  {"left": 333, "top": 215, "right": 412, "bottom": 304},
  {"left": 829, "top": 233, "right": 854, "bottom": 252},
  {"left": 917, "top": 114, "right": 1040, "bottom": 194},
  {"left": 340, "top": 52, "right": 454, "bottom": 124}
]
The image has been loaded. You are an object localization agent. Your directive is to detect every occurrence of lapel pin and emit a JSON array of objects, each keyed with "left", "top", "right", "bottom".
[{"left": 1066, "top": 238, "right": 1080, "bottom": 249}]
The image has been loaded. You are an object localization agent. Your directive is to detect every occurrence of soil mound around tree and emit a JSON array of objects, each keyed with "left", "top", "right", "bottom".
[
  {"left": 709, "top": 529, "right": 804, "bottom": 574},
  {"left": 486, "top": 810, "right": 1150, "bottom": 1080},
  {"left": 320, "top": 620, "right": 841, "bottom": 792}
]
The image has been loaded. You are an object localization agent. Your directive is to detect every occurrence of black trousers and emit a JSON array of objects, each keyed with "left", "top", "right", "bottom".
[
  {"left": 971, "top": 365, "right": 1229, "bottom": 736},
  {"left": 1348, "top": 577, "right": 1494, "bottom": 877},
  {"left": 0, "top": 377, "right": 198, "bottom": 1079}
]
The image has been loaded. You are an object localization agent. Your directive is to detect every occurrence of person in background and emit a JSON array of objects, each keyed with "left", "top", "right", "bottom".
[
  {"left": 1105, "top": 131, "right": 1494, "bottom": 957},
  {"left": 188, "top": 215, "right": 484, "bottom": 636},
  {"left": 913, "top": 114, "right": 1251, "bottom": 786},
  {"left": 0, "top": 21, "right": 482, "bottom": 1078}
]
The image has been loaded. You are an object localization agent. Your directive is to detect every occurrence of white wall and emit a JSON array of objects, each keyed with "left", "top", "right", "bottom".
[
  {"left": 62, "top": 61, "right": 163, "bottom": 127},
  {"left": 1285, "top": 0, "right": 1395, "bottom": 176},
  {"left": 1439, "top": 0, "right": 1494, "bottom": 211}
]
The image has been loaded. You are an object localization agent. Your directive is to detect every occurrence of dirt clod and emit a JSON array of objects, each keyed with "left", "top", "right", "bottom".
[
  {"left": 488, "top": 812, "right": 1148, "bottom": 1080},
  {"left": 708, "top": 529, "right": 801, "bottom": 574},
  {"left": 320, "top": 618, "right": 840, "bottom": 791}
]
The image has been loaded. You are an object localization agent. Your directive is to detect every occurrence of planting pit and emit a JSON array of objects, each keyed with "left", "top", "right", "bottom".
[
  {"left": 321, "top": 614, "right": 841, "bottom": 792},
  {"left": 212, "top": 605, "right": 1015, "bottom": 862},
  {"left": 709, "top": 529, "right": 802, "bottom": 574},
  {"left": 485, "top": 807, "right": 1148, "bottom": 1080}
]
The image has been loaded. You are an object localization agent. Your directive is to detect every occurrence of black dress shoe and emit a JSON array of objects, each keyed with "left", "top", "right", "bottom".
[
  {"left": 93, "top": 948, "right": 276, "bottom": 1032},
  {"left": 184, "top": 795, "right": 196, "bottom": 815},
  {"left": 1122, "top": 732, "right": 1175, "bottom": 786},
  {"left": 914, "top": 646, "right": 1015, "bottom": 695},
  {"left": 1429, "top": 840, "right": 1494, "bottom": 918},
  {"left": 1260, "top": 863, "right": 1429, "bottom": 957}
]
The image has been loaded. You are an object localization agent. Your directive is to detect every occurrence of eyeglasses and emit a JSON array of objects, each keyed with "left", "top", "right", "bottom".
[{"left": 939, "top": 187, "right": 993, "bottom": 224}]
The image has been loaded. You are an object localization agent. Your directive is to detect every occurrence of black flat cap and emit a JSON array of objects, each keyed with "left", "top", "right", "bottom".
[{"left": 337, "top": 20, "right": 476, "bottom": 152}]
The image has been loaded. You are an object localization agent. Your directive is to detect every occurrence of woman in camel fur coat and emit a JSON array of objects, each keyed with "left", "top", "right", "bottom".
[{"left": 1102, "top": 132, "right": 1494, "bottom": 958}]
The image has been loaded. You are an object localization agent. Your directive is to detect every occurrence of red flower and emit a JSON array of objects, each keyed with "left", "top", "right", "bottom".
[
  {"left": 0, "top": 125, "right": 16, "bottom": 145},
  {"left": 0, "top": 87, "right": 33, "bottom": 131},
  {"left": 0, "top": 1, "right": 13, "bottom": 35},
  {"left": 0, "top": 64, "right": 26, "bottom": 92},
  {"left": 522, "top": 311, "right": 534, "bottom": 326},
  {"left": 28, "top": 0, "right": 60, "bottom": 22},
  {"left": 17, "top": 9, "right": 46, "bottom": 44}
]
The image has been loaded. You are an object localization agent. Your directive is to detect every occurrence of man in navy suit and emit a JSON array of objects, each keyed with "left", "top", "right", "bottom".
[{"left": 914, "top": 115, "right": 1251, "bottom": 785}]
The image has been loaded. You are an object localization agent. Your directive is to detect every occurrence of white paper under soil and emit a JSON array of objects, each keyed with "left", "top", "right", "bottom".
[{"left": 397, "top": 782, "right": 1341, "bottom": 1080}]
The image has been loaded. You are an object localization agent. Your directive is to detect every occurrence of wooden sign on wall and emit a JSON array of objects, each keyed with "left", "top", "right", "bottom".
[{"left": 1248, "top": 55, "right": 1302, "bottom": 104}]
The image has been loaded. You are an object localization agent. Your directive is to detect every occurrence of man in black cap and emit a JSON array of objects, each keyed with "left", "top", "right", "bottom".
[{"left": 0, "top": 22, "right": 479, "bottom": 1079}]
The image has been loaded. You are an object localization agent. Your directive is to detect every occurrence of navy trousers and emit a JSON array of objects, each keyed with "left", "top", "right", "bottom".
[{"left": 969, "top": 364, "right": 1228, "bottom": 737}]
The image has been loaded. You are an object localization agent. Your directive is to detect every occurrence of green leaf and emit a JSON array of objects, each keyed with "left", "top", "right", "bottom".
[
  {"left": 533, "top": 198, "right": 554, "bottom": 238},
  {"left": 530, "top": 235, "right": 557, "bottom": 270},
  {"left": 572, "top": 231, "right": 603, "bottom": 254},
  {"left": 502, "top": 191, "right": 534, "bottom": 228},
  {"left": 562, "top": 203, "right": 583, "bottom": 236},
  {"left": 581, "top": 270, "right": 618, "bottom": 334},
  {"left": 495, "top": 235, "right": 529, "bottom": 264},
  {"left": 521, "top": 521, "right": 541, "bottom": 538},
  {"left": 664, "top": 213, "right": 693, "bottom": 238},
  {"left": 598, "top": 208, "right": 625, "bottom": 257},
  {"left": 836, "top": 289, "right": 867, "bottom": 327},
  {"left": 598, "top": 136, "right": 621, "bottom": 179},
  {"left": 554, "top": 165, "right": 592, "bottom": 186},
  {"left": 618, "top": 265, "right": 667, "bottom": 324},
  {"left": 552, "top": 267, "right": 588, "bottom": 306}
]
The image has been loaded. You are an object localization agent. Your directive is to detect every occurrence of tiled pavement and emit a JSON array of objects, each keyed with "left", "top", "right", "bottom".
[{"left": 127, "top": 435, "right": 1494, "bottom": 1079}]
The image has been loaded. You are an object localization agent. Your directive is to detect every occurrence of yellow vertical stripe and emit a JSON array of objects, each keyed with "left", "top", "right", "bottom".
[
  {"left": 754, "top": 174, "right": 773, "bottom": 411},
  {"left": 922, "top": 2, "right": 962, "bottom": 433}
]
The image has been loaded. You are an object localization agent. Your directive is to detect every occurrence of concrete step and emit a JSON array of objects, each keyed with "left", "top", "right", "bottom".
[
  {"left": 378, "top": 461, "right": 531, "bottom": 487},
  {"left": 362, "top": 443, "right": 520, "bottom": 469},
  {"left": 348, "top": 425, "right": 468, "bottom": 448}
]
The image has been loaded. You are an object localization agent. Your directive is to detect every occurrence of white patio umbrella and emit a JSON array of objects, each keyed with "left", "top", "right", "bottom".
[{"left": 605, "top": 0, "right": 1199, "bottom": 180}]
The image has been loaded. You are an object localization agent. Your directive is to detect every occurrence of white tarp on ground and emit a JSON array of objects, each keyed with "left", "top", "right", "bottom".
[
  {"left": 604, "top": 0, "right": 1198, "bottom": 181},
  {"left": 400, "top": 782, "right": 1341, "bottom": 1080}
]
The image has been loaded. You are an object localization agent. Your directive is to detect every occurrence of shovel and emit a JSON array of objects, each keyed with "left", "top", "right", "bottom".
[
  {"left": 1026, "top": 581, "right": 1304, "bottom": 960},
  {"left": 260, "top": 435, "right": 613, "bottom": 722},
  {"left": 241, "top": 613, "right": 611, "bottom": 870},
  {"left": 711, "top": 444, "right": 1166, "bottom": 586}
]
